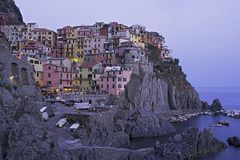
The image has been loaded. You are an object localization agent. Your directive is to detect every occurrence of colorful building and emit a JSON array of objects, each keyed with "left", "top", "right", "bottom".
[
  {"left": 78, "top": 63, "right": 103, "bottom": 92},
  {"left": 83, "top": 36, "right": 106, "bottom": 55},
  {"left": 97, "top": 66, "right": 132, "bottom": 95},
  {"left": 43, "top": 63, "right": 72, "bottom": 91},
  {"left": 27, "top": 56, "right": 44, "bottom": 87}
]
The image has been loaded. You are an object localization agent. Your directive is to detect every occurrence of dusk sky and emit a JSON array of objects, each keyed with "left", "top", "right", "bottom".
[{"left": 15, "top": 0, "right": 240, "bottom": 88}]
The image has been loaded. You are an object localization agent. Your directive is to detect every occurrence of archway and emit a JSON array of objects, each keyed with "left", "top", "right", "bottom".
[
  {"left": 11, "top": 63, "right": 19, "bottom": 84},
  {"left": 21, "top": 68, "right": 29, "bottom": 85}
]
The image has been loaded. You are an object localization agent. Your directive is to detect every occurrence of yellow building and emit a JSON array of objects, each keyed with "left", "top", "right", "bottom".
[
  {"left": 34, "top": 28, "right": 57, "bottom": 48},
  {"left": 27, "top": 57, "right": 44, "bottom": 87},
  {"left": 78, "top": 63, "right": 103, "bottom": 92},
  {"left": 58, "top": 26, "right": 85, "bottom": 63},
  {"left": 130, "top": 33, "right": 142, "bottom": 44}
]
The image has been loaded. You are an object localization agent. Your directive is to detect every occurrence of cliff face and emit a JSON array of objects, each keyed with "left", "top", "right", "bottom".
[
  {"left": 0, "top": 36, "right": 63, "bottom": 160},
  {"left": 112, "top": 47, "right": 203, "bottom": 138},
  {"left": 0, "top": 0, "right": 24, "bottom": 25}
]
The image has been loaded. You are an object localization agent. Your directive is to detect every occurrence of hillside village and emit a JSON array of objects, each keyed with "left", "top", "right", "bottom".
[{"left": 0, "top": 22, "right": 173, "bottom": 95}]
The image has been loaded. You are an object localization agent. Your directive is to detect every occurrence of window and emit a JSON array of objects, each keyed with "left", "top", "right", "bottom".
[
  {"left": 48, "top": 73, "right": 51, "bottom": 78},
  {"left": 60, "top": 80, "right": 62, "bottom": 85},
  {"left": 30, "top": 60, "right": 33, "bottom": 63},
  {"left": 123, "top": 78, "right": 127, "bottom": 82},
  {"left": 118, "top": 78, "right": 122, "bottom": 81},
  {"left": 36, "top": 72, "right": 39, "bottom": 77},
  {"left": 48, "top": 66, "right": 51, "bottom": 70},
  {"left": 107, "top": 84, "right": 109, "bottom": 88},
  {"left": 113, "top": 77, "right": 115, "bottom": 81},
  {"left": 47, "top": 81, "right": 51, "bottom": 86},
  {"left": 101, "top": 78, "right": 103, "bottom": 81},
  {"left": 107, "top": 78, "right": 109, "bottom": 82},
  {"left": 35, "top": 60, "right": 39, "bottom": 64},
  {"left": 112, "top": 84, "right": 115, "bottom": 88},
  {"left": 101, "top": 84, "right": 103, "bottom": 88},
  {"left": 118, "top": 84, "right": 122, "bottom": 88}
]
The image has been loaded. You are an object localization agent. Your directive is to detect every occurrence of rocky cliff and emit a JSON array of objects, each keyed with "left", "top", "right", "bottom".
[
  {"left": 0, "top": 0, "right": 24, "bottom": 25},
  {"left": 111, "top": 46, "right": 203, "bottom": 138}
]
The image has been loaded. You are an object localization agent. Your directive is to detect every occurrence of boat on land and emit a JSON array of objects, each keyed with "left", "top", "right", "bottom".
[
  {"left": 56, "top": 118, "right": 67, "bottom": 127},
  {"left": 69, "top": 123, "right": 80, "bottom": 131}
]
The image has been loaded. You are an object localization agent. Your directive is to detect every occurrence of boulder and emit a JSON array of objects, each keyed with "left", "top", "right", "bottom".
[
  {"left": 227, "top": 137, "right": 240, "bottom": 147},
  {"left": 154, "top": 128, "right": 226, "bottom": 160},
  {"left": 173, "top": 134, "right": 182, "bottom": 143},
  {"left": 211, "top": 99, "right": 223, "bottom": 111}
]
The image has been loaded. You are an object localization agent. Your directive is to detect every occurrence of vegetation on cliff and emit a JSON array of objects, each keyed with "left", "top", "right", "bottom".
[{"left": 148, "top": 44, "right": 191, "bottom": 87}]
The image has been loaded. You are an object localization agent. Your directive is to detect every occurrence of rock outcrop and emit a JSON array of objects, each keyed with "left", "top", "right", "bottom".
[
  {"left": 112, "top": 61, "right": 202, "bottom": 138},
  {"left": 63, "top": 128, "right": 226, "bottom": 160},
  {"left": 227, "top": 137, "right": 240, "bottom": 147},
  {"left": 211, "top": 98, "right": 223, "bottom": 111},
  {"left": 0, "top": 0, "right": 24, "bottom": 25},
  {"left": 154, "top": 128, "right": 226, "bottom": 160}
]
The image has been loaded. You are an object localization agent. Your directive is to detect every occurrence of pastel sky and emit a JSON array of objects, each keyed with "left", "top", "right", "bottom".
[{"left": 15, "top": 0, "right": 240, "bottom": 88}]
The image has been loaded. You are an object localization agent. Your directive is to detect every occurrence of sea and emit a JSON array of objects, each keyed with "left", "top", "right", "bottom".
[{"left": 131, "top": 87, "right": 240, "bottom": 160}]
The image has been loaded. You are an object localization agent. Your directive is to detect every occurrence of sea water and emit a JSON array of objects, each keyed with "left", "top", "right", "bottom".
[
  {"left": 197, "top": 87, "right": 240, "bottom": 160},
  {"left": 131, "top": 87, "right": 240, "bottom": 160}
]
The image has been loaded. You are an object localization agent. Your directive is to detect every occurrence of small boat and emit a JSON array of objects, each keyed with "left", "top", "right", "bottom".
[
  {"left": 218, "top": 121, "right": 230, "bottom": 126},
  {"left": 69, "top": 123, "right": 80, "bottom": 131},
  {"left": 40, "top": 107, "right": 47, "bottom": 113},
  {"left": 204, "top": 111, "right": 213, "bottom": 116},
  {"left": 56, "top": 118, "right": 67, "bottom": 127},
  {"left": 209, "top": 123, "right": 223, "bottom": 127}
]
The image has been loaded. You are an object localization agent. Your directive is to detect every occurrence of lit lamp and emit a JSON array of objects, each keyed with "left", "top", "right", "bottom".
[{"left": 9, "top": 75, "right": 14, "bottom": 82}]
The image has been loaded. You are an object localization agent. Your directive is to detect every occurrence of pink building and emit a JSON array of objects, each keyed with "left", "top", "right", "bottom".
[
  {"left": 43, "top": 63, "right": 72, "bottom": 91},
  {"left": 97, "top": 67, "right": 132, "bottom": 95}
]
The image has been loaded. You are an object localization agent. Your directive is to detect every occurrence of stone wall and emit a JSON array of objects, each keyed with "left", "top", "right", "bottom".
[{"left": 0, "top": 37, "right": 40, "bottom": 98}]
